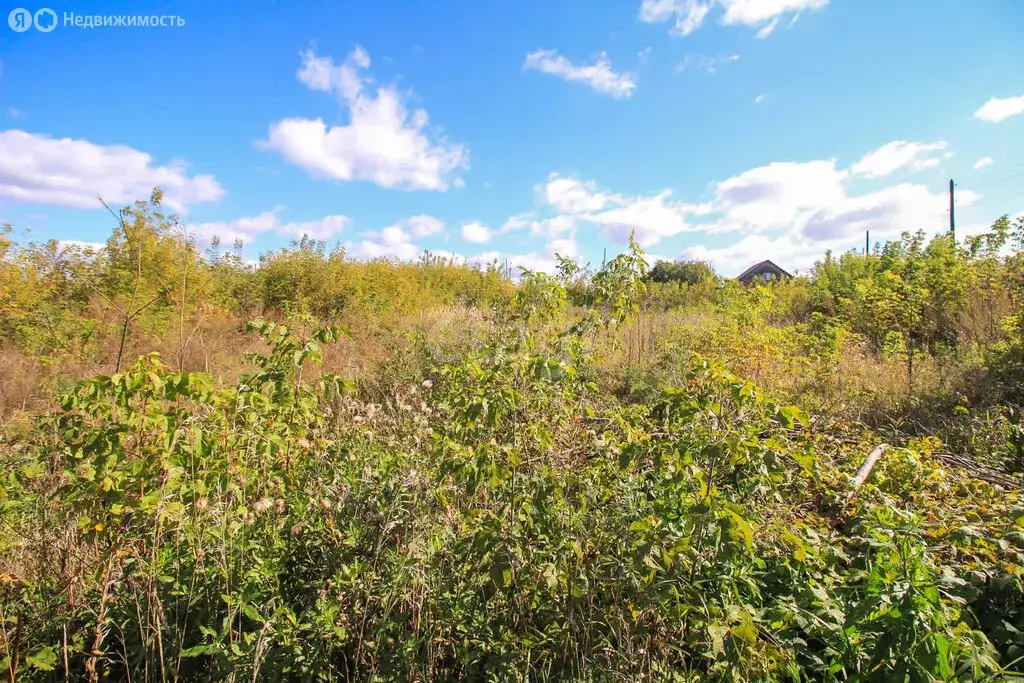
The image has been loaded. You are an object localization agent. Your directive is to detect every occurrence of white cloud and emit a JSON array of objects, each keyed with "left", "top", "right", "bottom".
[
  {"left": 973, "top": 95, "right": 1024, "bottom": 123},
  {"left": 500, "top": 213, "right": 534, "bottom": 234},
  {"left": 190, "top": 208, "right": 350, "bottom": 245},
  {"left": 676, "top": 53, "right": 740, "bottom": 74},
  {"left": 753, "top": 93, "right": 767, "bottom": 104},
  {"left": 677, "top": 154, "right": 981, "bottom": 274},
  {"left": 348, "top": 234, "right": 423, "bottom": 260},
  {"left": 276, "top": 215, "right": 350, "bottom": 240},
  {"left": 540, "top": 174, "right": 711, "bottom": 247},
  {"left": 800, "top": 182, "right": 977, "bottom": 242},
  {"left": 467, "top": 235, "right": 580, "bottom": 277},
  {"left": 529, "top": 214, "right": 576, "bottom": 239},
  {"left": 912, "top": 158, "right": 940, "bottom": 171},
  {"left": 460, "top": 221, "right": 493, "bottom": 244},
  {"left": 7, "top": 108, "right": 23, "bottom": 118},
  {"left": 710, "top": 159, "right": 848, "bottom": 232},
  {"left": 261, "top": 47, "right": 468, "bottom": 191},
  {"left": 718, "top": 0, "right": 828, "bottom": 26},
  {"left": 586, "top": 192, "right": 696, "bottom": 246},
  {"left": 57, "top": 240, "right": 106, "bottom": 253},
  {"left": 754, "top": 16, "right": 780, "bottom": 38},
  {"left": 641, "top": 0, "right": 827, "bottom": 37},
  {"left": 850, "top": 140, "right": 948, "bottom": 178},
  {"left": 682, "top": 183, "right": 964, "bottom": 276},
  {"left": 343, "top": 214, "right": 447, "bottom": 260},
  {"left": 544, "top": 176, "right": 614, "bottom": 213},
  {"left": 639, "top": 0, "right": 711, "bottom": 35},
  {"left": 523, "top": 50, "right": 637, "bottom": 99},
  {"left": 457, "top": 213, "right": 556, "bottom": 245},
  {"left": 394, "top": 214, "right": 445, "bottom": 238},
  {"left": 974, "top": 156, "right": 994, "bottom": 170},
  {"left": 704, "top": 156, "right": 978, "bottom": 242},
  {"left": 0, "top": 130, "right": 224, "bottom": 212},
  {"left": 681, "top": 233, "right": 817, "bottom": 276},
  {"left": 524, "top": 134, "right": 975, "bottom": 275},
  {"left": 296, "top": 46, "right": 370, "bottom": 99}
]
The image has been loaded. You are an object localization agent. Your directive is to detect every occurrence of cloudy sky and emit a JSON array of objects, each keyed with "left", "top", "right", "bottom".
[{"left": 1, "top": 0, "right": 1022, "bottom": 275}]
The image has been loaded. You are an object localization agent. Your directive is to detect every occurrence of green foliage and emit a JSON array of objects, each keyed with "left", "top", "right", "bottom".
[
  {"left": 646, "top": 259, "right": 716, "bottom": 286},
  {"left": 4, "top": 194, "right": 1024, "bottom": 681}
]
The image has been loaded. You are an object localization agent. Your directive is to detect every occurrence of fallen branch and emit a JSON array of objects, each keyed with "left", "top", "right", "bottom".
[
  {"left": 844, "top": 443, "right": 1023, "bottom": 508},
  {"left": 845, "top": 444, "right": 890, "bottom": 506},
  {"left": 932, "top": 452, "right": 1020, "bottom": 489}
]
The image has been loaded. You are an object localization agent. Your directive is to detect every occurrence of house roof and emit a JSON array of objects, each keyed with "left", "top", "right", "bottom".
[{"left": 736, "top": 259, "right": 792, "bottom": 282}]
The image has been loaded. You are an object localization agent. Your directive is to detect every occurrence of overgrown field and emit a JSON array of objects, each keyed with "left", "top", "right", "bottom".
[{"left": 2, "top": 193, "right": 1024, "bottom": 680}]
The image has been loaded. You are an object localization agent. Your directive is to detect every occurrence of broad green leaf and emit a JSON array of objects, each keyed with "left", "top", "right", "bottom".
[
  {"left": 25, "top": 646, "right": 57, "bottom": 671},
  {"left": 489, "top": 563, "right": 512, "bottom": 589}
]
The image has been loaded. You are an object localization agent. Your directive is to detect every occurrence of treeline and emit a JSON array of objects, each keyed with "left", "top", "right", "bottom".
[
  {"left": 0, "top": 192, "right": 512, "bottom": 376},
  {"left": 2, "top": 189, "right": 1023, "bottom": 417}
]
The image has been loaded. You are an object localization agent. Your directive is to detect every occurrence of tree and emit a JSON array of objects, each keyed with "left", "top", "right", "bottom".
[{"left": 646, "top": 259, "right": 716, "bottom": 286}]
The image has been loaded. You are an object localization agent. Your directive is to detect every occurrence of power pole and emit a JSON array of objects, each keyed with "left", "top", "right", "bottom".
[
  {"left": 949, "top": 178, "right": 955, "bottom": 238},
  {"left": 865, "top": 230, "right": 869, "bottom": 255},
  {"left": 602, "top": 248, "right": 607, "bottom": 269}
]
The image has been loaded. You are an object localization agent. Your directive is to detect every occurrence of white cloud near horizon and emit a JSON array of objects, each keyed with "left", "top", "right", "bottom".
[
  {"left": 541, "top": 174, "right": 709, "bottom": 247},
  {"left": 343, "top": 215, "right": 450, "bottom": 260},
  {"left": 850, "top": 140, "right": 948, "bottom": 178},
  {"left": 467, "top": 232, "right": 580, "bottom": 276},
  {"left": 460, "top": 221, "right": 493, "bottom": 244},
  {"left": 261, "top": 47, "right": 468, "bottom": 191},
  {"left": 679, "top": 161, "right": 980, "bottom": 274},
  {"left": 56, "top": 239, "right": 106, "bottom": 253},
  {"left": 523, "top": 50, "right": 638, "bottom": 99},
  {"left": 190, "top": 208, "right": 351, "bottom": 245},
  {"left": 531, "top": 136, "right": 981, "bottom": 275},
  {"left": 395, "top": 214, "right": 446, "bottom": 238},
  {"left": 0, "top": 130, "right": 224, "bottom": 212}
]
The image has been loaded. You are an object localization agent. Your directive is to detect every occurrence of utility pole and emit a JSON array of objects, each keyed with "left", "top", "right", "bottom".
[
  {"left": 865, "top": 230, "right": 869, "bottom": 255},
  {"left": 949, "top": 178, "right": 955, "bottom": 238},
  {"left": 602, "top": 248, "right": 606, "bottom": 269}
]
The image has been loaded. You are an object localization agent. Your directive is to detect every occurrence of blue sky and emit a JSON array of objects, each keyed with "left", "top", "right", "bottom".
[{"left": 1, "top": 0, "right": 1023, "bottom": 275}]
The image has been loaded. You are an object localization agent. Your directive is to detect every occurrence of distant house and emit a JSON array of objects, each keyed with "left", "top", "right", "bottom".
[{"left": 736, "top": 260, "right": 792, "bottom": 285}]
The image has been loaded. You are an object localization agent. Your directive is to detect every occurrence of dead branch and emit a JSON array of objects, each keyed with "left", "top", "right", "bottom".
[{"left": 845, "top": 444, "right": 890, "bottom": 506}]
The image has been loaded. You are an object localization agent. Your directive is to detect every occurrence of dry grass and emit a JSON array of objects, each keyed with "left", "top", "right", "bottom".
[{"left": 0, "top": 305, "right": 494, "bottom": 420}]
